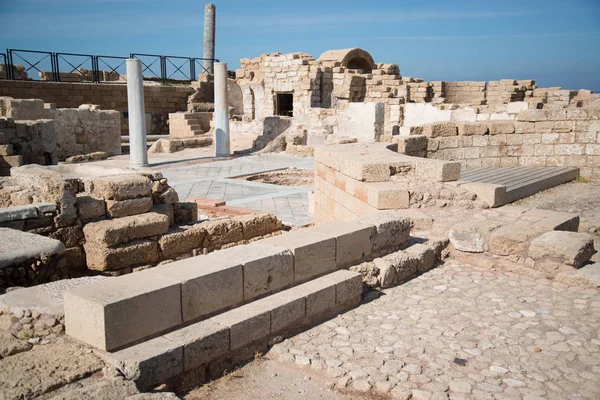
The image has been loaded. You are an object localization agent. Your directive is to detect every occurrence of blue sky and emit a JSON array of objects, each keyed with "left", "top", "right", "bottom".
[{"left": 1, "top": 0, "right": 599, "bottom": 91}]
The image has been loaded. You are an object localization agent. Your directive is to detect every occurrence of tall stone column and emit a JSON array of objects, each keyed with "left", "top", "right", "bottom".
[
  {"left": 214, "top": 62, "right": 230, "bottom": 157},
  {"left": 203, "top": 4, "right": 216, "bottom": 74},
  {"left": 126, "top": 58, "right": 149, "bottom": 168}
]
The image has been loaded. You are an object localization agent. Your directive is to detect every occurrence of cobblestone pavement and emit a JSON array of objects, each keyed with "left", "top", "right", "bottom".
[
  {"left": 270, "top": 259, "right": 600, "bottom": 400},
  {"left": 161, "top": 154, "right": 314, "bottom": 226}
]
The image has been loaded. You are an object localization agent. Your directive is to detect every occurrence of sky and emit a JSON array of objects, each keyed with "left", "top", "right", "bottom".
[{"left": 1, "top": 0, "right": 599, "bottom": 91}]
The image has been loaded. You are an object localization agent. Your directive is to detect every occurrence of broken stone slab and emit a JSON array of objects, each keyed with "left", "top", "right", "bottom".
[
  {"left": 448, "top": 221, "right": 501, "bottom": 253},
  {"left": 488, "top": 222, "right": 546, "bottom": 256},
  {"left": 405, "top": 243, "right": 436, "bottom": 273},
  {"left": 85, "top": 174, "right": 152, "bottom": 201},
  {"left": 557, "top": 263, "right": 600, "bottom": 288},
  {"left": 458, "top": 182, "right": 507, "bottom": 208},
  {"left": 0, "top": 228, "right": 66, "bottom": 268},
  {"left": 82, "top": 212, "right": 169, "bottom": 247},
  {"left": 64, "top": 273, "right": 182, "bottom": 351},
  {"left": 0, "top": 204, "right": 38, "bottom": 223},
  {"left": 529, "top": 231, "right": 595, "bottom": 268}
]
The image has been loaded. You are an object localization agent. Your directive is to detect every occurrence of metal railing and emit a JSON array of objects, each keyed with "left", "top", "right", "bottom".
[{"left": 2, "top": 48, "right": 218, "bottom": 83}]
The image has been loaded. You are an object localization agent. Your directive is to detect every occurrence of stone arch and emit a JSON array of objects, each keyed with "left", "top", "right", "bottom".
[{"left": 317, "top": 48, "right": 375, "bottom": 73}]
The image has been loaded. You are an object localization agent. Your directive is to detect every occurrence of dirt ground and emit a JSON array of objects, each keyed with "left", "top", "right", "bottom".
[
  {"left": 239, "top": 168, "right": 314, "bottom": 187},
  {"left": 186, "top": 357, "right": 385, "bottom": 400},
  {"left": 514, "top": 181, "right": 600, "bottom": 233}
]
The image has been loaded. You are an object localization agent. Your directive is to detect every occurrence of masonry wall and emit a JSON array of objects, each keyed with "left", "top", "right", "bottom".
[
  {"left": 0, "top": 80, "right": 192, "bottom": 134},
  {"left": 423, "top": 109, "right": 600, "bottom": 178}
]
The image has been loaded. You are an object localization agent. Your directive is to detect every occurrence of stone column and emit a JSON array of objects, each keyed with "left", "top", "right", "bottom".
[
  {"left": 214, "top": 62, "right": 230, "bottom": 157},
  {"left": 203, "top": 3, "right": 216, "bottom": 74},
  {"left": 126, "top": 58, "right": 149, "bottom": 168}
]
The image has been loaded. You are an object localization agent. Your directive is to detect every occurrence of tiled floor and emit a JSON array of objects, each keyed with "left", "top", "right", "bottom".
[{"left": 160, "top": 154, "right": 314, "bottom": 226}]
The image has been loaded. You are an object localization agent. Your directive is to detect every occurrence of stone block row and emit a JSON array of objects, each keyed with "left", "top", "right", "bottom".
[
  {"left": 65, "top": 216, "right": 407, "bottom": 351},
  {"left": 104, "top": 269, "right": 362, "bottom": 389}
]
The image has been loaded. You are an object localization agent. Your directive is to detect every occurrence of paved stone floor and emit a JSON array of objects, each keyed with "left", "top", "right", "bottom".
[
  {"left": 160, "top": 154, "right": 314, "bottom": 226},
  {"left": 268, "top": 259, "right": 600, "bottom": 400}
]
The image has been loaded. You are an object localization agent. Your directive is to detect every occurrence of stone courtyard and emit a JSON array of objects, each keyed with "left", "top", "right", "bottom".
[{"left": 1, "top": 3, "right": 600, "bottom": 400}]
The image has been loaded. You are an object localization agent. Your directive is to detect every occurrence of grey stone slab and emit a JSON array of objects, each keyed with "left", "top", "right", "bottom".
[
  {"left": 0, "top": 228, "right": 66, "bottom": 268},
  {"left": 0, "top": 205, "right": 39, "bottom": 223}
]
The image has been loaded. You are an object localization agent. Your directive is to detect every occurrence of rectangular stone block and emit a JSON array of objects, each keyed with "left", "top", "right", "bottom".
[
  {"left": 145, "top": 252, "right": 243, "bottom": 322},
  {"left": 86, "top": 174, "right": 152, "bottom": 201},
  {"left": 288, "top": 278, "right": 336, "bottom": 319},
  {"left": 356, "top": 211, "right": 411, "bottom": 253},
  {"left": 83, "top": 238, "right": 159, "bottom": 271},
  {"left": 421, "top": 122, "right": 458, "bottom": 138},
  {"left": 458, "top": 182, "right": 507, "bottom": 208},
  {"left": 365, "top": 182, "right": 410, "bottom": 210},
  {"left": 217, "top": 243, "right": 294, "bottom": 301},
  {"left": 64, "top": 272, "right": 181, "bottom": 351},
  {"left": 486, "top": 121, "right": 515, "bottom": 135},
  {"left": 307, "top": 220, "right": 374, "bottom": 268},
  {"left": 164, "top": 319, "right": 229, "bottom": 372},
  {"left": 254, "top": 289, "right": 306, "bottom": 333},
  {"left": 456, "top": 122, "right": 488, "bottom": 136},
  {"left": 107, "top": 336, "right": 183, "bottom": 390},
  {"left": 83, "top": 212, "right": 169, "bottom": 246},
  {"left": 157, "top": 224, "right": 205, "bottom": 259},
  {"left": 414, "top": 159, "right": 461, "bottom": 182},
  {"left": 212, "top": 303, "right": 270, "bottom": 350},
  {"left": 323, "top": 270, "right": 363, "bottom": 308},
  {"left": 105, "top": 197, "right": 153, "bottom": 218},
  {"left": 76, "top": 194, "right": 105, "bottom": 221},
  {"left": 259, "top": 230, "right": 336, "bottom": 283}
]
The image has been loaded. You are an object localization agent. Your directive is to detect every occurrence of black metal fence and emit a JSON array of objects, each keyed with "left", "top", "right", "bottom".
[{"left": 2, "top": 48, "right": 218, "bottom": 83}]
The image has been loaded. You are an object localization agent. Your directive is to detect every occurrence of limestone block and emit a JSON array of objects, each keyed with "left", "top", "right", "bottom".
[
  {"left": 105, "top": 197, "right": 153, "bottom": 218},
  {"left": 202, "top": 218, "right": 244, "bottom": 249},
  {"left": 356, "top": 211, "right": 411, "bottom": 253},
  {"left": 212, "top": 303, "right": 270, "bottom": 350},
  {"left": 86, "top": 174, "right": 152, "bottom": 201},
  {"left": 76, "top": 194, "right": 105, "bottom": 221},
  {"left": 405, "top": 243, "right": 436, "bottom": 273},
  {"left": 217, "top": 243, "right": 294, "bottom": 300},
  {"left": 164, "top": 319, "right": 229, "bottom": 372},
  {"left": 458, "top": 182, "right": 507, "bottom": 208},
  {"left": 557, "top": 263, "right": 600, "bottom": 288},
  {"left": 108, "top": 336, "right": 183, "bottom": 390},
  {"left": 529, "top": 231, "right": 594, "bottom": 268},
  {"left": 234, "top": 212, "right": 281, "bottom": 240},
  {"left": 0, "top": 204, "right": 38, "bottom": 223},
  {"left": 173, "top": 202, "right": 198, "bottom": 225},
  {"left": 421, "top": 122, "right": 458, "bottom": 138},
  {"left": 307, "top": 221, "right": 375, "bottom": 268},
  {"left": 323, "top": 269, "right": 363, "bottom": 307},
  {"left": 506, "top": 101, "right": 528, "bottom": 114},
  {"left": 488, "top": 222, "right": 545, "bottom": 256},
  {"left": 516, "top": 110, "right": 548, "bottom": 122},
  {"left": 393, "top": 209, "right": 434, "bottom": 230},
  {"left": 449, "top": 221, "right": 501, "bottom": 253},
  {"left": 414, "top": 159, "right": 461, "bottom": 182},
  {"left": 64, "top": 272, "right": 181, "bottom": 351},
  {"left": 259, "top": 230, "right": 336, "bottom": 283},
  {"left": 158, "top": 224, "right": 206, "bottom": 259},
  {"left": 84, "top": 238, "right": 159, "bottom": 271},
  {"left": 528, "top": 210, "right": 579, "bottom": 232},
  {"left": 144, "top": 252, "right": 243, "bottom": 322},
  {"left": 486, "top": 121, "right": 515, "bottom": 135},
  {"left": 49, "top": 226, "right": 84, "bottom": 248},
  {"left": 254, "top": 289, "right": 306, "bottom": 333},
  {"left": 288, "top": 277, "right": 336, "bottom": 319},
  {"left": 366, "top": 182, "right": 410, "bottom": 210},
  {"left": 83, "top": 212, "right": 169, "bottom": 247},
  {"left": 456, "top": 122, "right": 488, "bottom": 136},
  {"left": 150, "top": 204, "right": 174, "bottom": 226}
]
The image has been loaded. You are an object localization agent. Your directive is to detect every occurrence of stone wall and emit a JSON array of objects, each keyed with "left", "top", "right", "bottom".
[
  {"left": 0, "top": 166, "right": 282, "bottom": 289},
  {"left": 420, "top": 108, "right": 600, "bottom": 178},
  {"left": 0, "top": 118, "right": 57, "bottom": 175},
  {"left": 0, "top": 80, "right": 192, "bottom": 135}
]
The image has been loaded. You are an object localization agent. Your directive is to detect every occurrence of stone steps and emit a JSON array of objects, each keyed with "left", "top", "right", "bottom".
[{"left": 102, "top": 269, "right": 362, "bottom": 389}]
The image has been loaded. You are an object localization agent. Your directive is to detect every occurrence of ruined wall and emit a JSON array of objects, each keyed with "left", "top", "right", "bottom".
[
  {"left": 0, "top": 118, "right": 57, "bottom": 175},
  {"left": 0, "top": 80, "right": 191, "bottom": 135},
  {"left": 421, "top": 108, "right": 600, "bottom": 178}
]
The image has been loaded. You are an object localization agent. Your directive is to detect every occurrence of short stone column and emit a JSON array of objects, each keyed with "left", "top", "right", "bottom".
[
  {"left": 203, "top": 4, "right": 216, "bottom": 74},
  {"left": 214, "top": 62, "right": 230, "bottom": 157},
  {"left": 126, "top": 58, "right": 149, "bottom": 168}
]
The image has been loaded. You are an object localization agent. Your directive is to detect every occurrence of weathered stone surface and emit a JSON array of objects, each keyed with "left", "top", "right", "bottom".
[
  {"left": 46, "top": 377, "right": 140, "bottom": 400},
  {"left": 76, "top": 194, "right": 105, "bottom": 221},
  {"left": 488, "top": 222, "right": 545, "bottom": 256},
  {"left": 308, "top": 221, "right": 375, "bottom": 268},
  {"left": 405, "top": 243, "right": 436, "bottom": 273},
  {"left": 218, "top": 243, "right": 294, "bottom": 300},
  {"left": 0, "top": 341, "right": 103, "bottom": 399},
  {"left": 421, "top": 122, "right": 458, "bottom": 138},
  {"left": 557, "top": 262, "right": 600, "bottom": 288},
  {"left": 109, "top": 336, "right": 183, "bottom": 390},
  {"left": 0, "top": 204, "right": 38, "bottom": 222},
  {"left": 458, "top": 182, "right": 507, "bottom": 208},
  {"left": 414, "top": 159, "right": 461, "bottom": 182},
  {"left": 234, "top": 212, "right": 281, "bottom": 240},
  {"left": 529, "top": 231, "right": 595, "bottom": 268},
  {"left": 202, "top": 218, "right": 244, "bottom": 249},
  {"left": 154, "top": 188, "right": 179, "bottom": 205},
  {"left": 86, "top": 174, "right": 152, "bottom": 201},
  {"left": 449, "top": 221, "right": 500, "bottom": 253},
  {"left": 259, "top": 230, "right": 336, "bottom": 283},
  {"left": 64, "top": 272, "right": 181, "bottom": 351},
  {"left": 49, "top": 226, "right": 84, "bottom": 248},
  {"left": 366, "top": 182, "right": 410, "bottom": 209},
  {"left": 254, "top": 289, "right": 306, "bottom": 333},
  {"left": 356, "top": 211, "right": 410, "bottom": 253},
  {"left": 0, "top": 228, "right": 66, "bottom": 268},
  {"left": 83, "top": 239, "right": 159, "bottom": 271},
  {"left": 165, "top": 320, "right": 229, "bottom": 372},
  {"left": 456, "top": 122, "right": 488, "bottom": 136},
  {"left": 105, "top": 197, "right": 153, "bottom": 218},
  {"left": 212, "top": 303, "right": 270, "bottom": 350},
  {"left": 150, "top": 204, "right": 174, "bottom": 226},
  {"left": 158, "top": 224, "right": 206, "bottom": 259},
  {"left": 145, "top": 252, "right": 243, "bottom": 322},
  {"left": 394, "top": 209, "right": 434, "bottom": 230},
  {"left": 83, "top": 212, "right": 169, "bottom": 247},
  {"left": 0, "top": 331, "right": 31, "bottom": 358}
]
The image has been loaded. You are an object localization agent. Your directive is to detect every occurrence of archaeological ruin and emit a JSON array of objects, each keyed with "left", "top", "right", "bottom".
[{"left": 0, "top": 3, "right": 599, "bottom": 400}]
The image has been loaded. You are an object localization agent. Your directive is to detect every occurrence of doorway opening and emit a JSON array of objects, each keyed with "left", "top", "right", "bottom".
[{"left": 275, "top": 92, "right": 293, "bottom": 117}]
